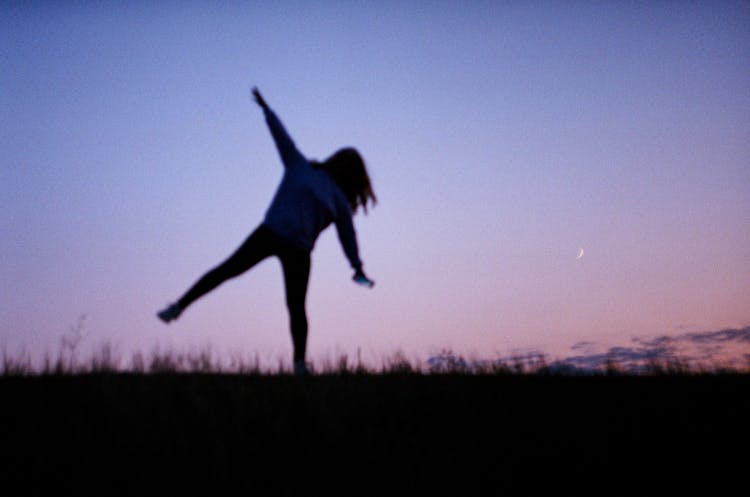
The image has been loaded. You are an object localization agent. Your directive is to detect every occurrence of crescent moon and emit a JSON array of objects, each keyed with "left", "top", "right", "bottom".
[{"left": 576, "top": 248, "right": 584, "bottom": 259}]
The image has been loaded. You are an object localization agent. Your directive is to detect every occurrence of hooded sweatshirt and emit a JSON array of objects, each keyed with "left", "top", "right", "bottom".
[{"left": 261, "top": 106, "right": 363, "bottom": 271}]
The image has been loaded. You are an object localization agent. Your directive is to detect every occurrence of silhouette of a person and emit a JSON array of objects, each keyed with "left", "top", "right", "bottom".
[{"left": 158, "top": 87, "right": 376, "bottom": 375}]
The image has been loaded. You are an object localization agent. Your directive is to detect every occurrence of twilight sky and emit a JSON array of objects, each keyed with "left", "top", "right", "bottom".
[{"left": 2, "top": 1, "right": 749, "bottom": 368}]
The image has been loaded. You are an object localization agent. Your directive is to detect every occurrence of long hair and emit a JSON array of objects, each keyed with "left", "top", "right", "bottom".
[{"left": 314, "top": 147, "right": 377, "bottom": 214}]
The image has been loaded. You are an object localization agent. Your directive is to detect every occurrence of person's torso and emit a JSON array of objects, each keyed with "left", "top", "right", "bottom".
[{"left": 262, "top": 162, "right": 342, "bottom": 251}]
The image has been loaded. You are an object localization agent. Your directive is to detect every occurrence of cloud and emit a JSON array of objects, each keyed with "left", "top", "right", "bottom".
[
  {"left": 560, "top": 345, "right": 677, "bottom": 373},
  {"left": 423, "top": 326, "right": 750, "bottom": 374},
  {"left": 564, "top": 326, "right": 750, "bottom": 372},
  {"left": 683, "top": 327, "right": 750, "bottom": 344},
  {"left": 633, "top": 326, "right": 750, "bottom": 347},
  {"left": 571, "top": 341, "right": 597, "bottom": 352}
]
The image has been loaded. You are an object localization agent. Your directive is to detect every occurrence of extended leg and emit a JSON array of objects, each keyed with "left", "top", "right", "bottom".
[{"left": 176, "top": 226, "right": 276, "bottom": 312}]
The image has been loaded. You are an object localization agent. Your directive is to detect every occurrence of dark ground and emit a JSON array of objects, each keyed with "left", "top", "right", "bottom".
[{"left": 1, "top": 373, "right": 747, "bottom": 494}]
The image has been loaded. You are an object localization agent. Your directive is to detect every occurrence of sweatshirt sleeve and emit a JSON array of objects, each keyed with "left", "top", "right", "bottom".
[
  {"left": 263, "top": 106, "right": 305, "bottom": 168},
  {"left": 334, "top": 193, "right": 363, "bottom": 271}
]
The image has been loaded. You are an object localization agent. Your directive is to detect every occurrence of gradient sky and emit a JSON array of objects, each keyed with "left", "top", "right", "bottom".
[{"left": 2, "top": 1, "right": 749, "bottom": 368}]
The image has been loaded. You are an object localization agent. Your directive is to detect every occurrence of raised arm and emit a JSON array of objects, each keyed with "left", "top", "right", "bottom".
[{"left": 252, "top": 87, "right": 305, "bottom": 168}]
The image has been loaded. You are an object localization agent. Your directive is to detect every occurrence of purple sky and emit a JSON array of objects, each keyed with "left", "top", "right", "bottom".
[{"left": 2, "top": 1, "right": 749, "bottom": 368}]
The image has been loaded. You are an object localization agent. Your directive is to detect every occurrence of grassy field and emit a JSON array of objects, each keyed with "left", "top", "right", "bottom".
[{"left": 1, "top": 366, "right": 747, "bottom": 494}]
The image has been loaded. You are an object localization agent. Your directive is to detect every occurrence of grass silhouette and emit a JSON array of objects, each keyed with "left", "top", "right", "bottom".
[
  {"left": 1, "top": 344, "right": 747, "bottom": 493},
  {"left": 3, "top": 341, "right": 748, "bottom": 376}
]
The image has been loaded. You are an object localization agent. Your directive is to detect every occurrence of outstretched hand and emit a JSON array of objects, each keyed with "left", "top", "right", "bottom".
[
  {"left": 353, "top": 269, "right": 375, "bottom": 289},
  {"left": 252, "top": 87, "right": 268, "bottom": 110}
]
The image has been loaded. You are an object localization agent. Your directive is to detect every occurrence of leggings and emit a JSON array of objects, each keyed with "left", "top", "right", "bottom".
[{"left": 177, "top": 225, "right": 311, "bottom": 362}]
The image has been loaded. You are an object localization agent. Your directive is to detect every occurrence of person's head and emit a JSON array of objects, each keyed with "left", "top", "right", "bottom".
[{"left": 316, "top": 147, "right": 377, "bottom": 214}]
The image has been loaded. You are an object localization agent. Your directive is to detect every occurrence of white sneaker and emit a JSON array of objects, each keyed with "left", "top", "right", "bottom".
[
  {"left": 293, "top": 360, "right": 310, "bottom": 376},
  {"left": 157, "top": 303, "right": 182, "bottom": 323}
]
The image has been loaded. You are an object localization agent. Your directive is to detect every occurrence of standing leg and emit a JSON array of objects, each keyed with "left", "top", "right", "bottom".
[
  {"left": 175, "top": 226, "right": 277, "bottom": 313},
  {"left": 279, "top": 248, "right": 311, "bottom": 366}
]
